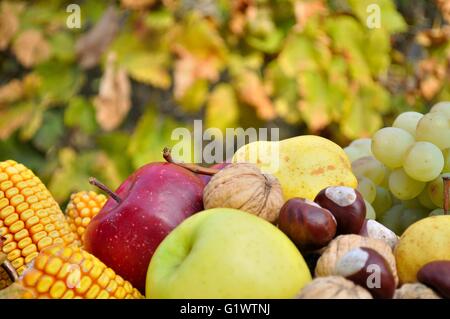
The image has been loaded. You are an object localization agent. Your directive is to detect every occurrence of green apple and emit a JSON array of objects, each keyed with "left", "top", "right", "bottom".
[{"left": 146, "top": 208, "right": 311, "bottom": 298}]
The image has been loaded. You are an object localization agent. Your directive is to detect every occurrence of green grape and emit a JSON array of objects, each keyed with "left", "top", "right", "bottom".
[
  {"left": 372, "top": 186, "right": 392, "bottom": 219},
  {"left": 427, "top": 175, "right": 444, "bottom": 208},
  {"left": 403, "top": 142, "right": 444, "bottom": 182},
  {"left": 430, "top": 101, "right": 450, "bottom": 118},
  {"left": 399, "top": 206, "right": 429, "bottom": 234},
  {"left": 415, "top": 112, "right": 450, "bottom": 150},
  {"left": 389, "top": 168, "right": 425, "bottom": 200},
  {"left": 371, "top": 127, "right": 414, "bottom": 168},
  {"left": 443, "top": 148, "right": 450, "bottom": 173},
  {"left": 379, "top": 204, "right": 404, "bottom": 235},
  {"left": 344, "top": 146, "right": 366, "bottom": 162},
  {"left": 379, "top": 166, "right": 391, "bottom": 188},
  {"left": 418, "top": 187, "right": 437, "bottom": 210},
  {"left": 357, "top": 176, "right": 376, "bottom": 203},
  {"left": 401, "top": 198, "right": 422, "bottom": 209},
  {"left": 429, "top": 208, "right": 445, "bottom": 216},
  {"left": 351, "top": 156, "right": 386, "bottom": 185},
  {"left": 364, "top": 200, "right": 376, "bottom": 220},
  {"left": 350, "top": 138, "right": 372, "bottom": 156},
  {"left": 392, "top": 111, "right": 423, "bottom": 137}
]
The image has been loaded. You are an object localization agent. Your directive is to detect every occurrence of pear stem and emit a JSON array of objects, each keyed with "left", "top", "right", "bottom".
[
  {"left": 88, "top": 177, "right": 122, "bottom": 204},
  {"left": 444, "top": 175, "right": 449, "bottom": 215},
  {"left": 162, "top": 147, "right": 220, "bottom": 176},
  {"left": 1, "top": 237, "right": 19, "bottom": 282}
]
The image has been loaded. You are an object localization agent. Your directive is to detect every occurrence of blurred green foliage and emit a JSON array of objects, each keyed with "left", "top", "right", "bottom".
[{"left": 0, "top": 0, "right": 449, "bottom": 204}]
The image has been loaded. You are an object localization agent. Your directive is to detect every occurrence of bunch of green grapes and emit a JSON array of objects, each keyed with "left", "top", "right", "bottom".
[{"left": 345, "top": 102, "right": 450, "bottom": 235}]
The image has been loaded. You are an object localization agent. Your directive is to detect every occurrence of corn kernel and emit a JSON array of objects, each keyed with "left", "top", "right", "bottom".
[
  {"left": 22, "top": 244, "right": 37, "bottom": 257},
  {"left": 86, "top": 284, "right": 101, "bottom": 299},
  {"left": 37, "top": 236, "right": 53, "bottom": 250},
  {"left": 32, "top": 231, "right": 46, "bottom": 242},
  {"left": 23, "top": 270, "right": 43, "bottom": 286},
  {"left": 34, "top": 254, "right": 49, "bottom": 270},
  {"left": 45, "top": 257, "right": 63, "bottom": 275},
  {"left": 17, "top": 237, "right": 32, "bottom": 249},
  {"left": 76, "top": 276, "right": 92, "bottom": 294},
  {"left": 4, "top": 213, "right": 19, "bottom": 226},
  {"left": 11, "top": 257, "right": 24, "bottom": 268},
  {"left": 2, "top": 241, "right": 17, "bottom": 253},
  {"left": 97, "top": 273, "right": 110, "bottom": 289},
  {"left": 9, "top": 194, "right": 24, "bottom": 206},
  {"left": 49, "top": 280, "right": 67, "bottom": 298},
  {"left": 96, "top": 291, "right": 110, "bottom": 299},
  {"left": 26, "top": 216, "right": 40, "bottom": 228},
  {"left": 114, "top": 287, "right": 126, "bottom": 299},
  {"left": 19, "top": 208, "right": 33, "bottom": 220},
  {"left": 0, "top": 205, "right": 14, "bottom": 219},
  {"left": 14, "top": 228, "right": 29, "bottom": 241},
  {"left": 29, "top": 223, "right": 44, "bottom": 234},
  {"left": 26, "top": 195, "right": 38, "bottom": 204},
  {"left": 36, "top": 275, "right": 54, "bottom": 293},
  {"left": 9, "top": 220, "right": 24, "bottom": 233},
  {"left": 61, "top": 290, "right": 75, "bottom": 299},
  {"left": 7, "top": 249, "right": 21, "bottom": 260},
  {"left": 24, "top": 251, "right": 38, "bottom": 263},
  {"left": 5, "top": 187, "right": 19, "bottom": 198}
]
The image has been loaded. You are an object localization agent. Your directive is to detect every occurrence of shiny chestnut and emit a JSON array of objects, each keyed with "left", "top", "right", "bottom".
[{"left": 278, "top": 198, "right": 337, "bottom": 251}]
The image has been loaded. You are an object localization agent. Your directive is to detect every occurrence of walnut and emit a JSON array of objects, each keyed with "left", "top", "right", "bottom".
[
  {"left": 203, "top": 163, "right": 284, "bottom": 223},
  {"left": 315, "top": 234, "right": 399, "bottom": 286},
  {"left": 295, "top": 276, "right": 373, "bottom": 299},
  {"left": 394, "top": 283, "right": 442, "bottom": 299}
]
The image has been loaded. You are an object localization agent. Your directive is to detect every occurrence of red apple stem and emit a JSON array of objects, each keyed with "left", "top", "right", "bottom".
[
  {"left": 88, "top": 177, "right": 122, "bottom": 204},
  {"left": 444, "top": 175, "right": 449, "bottom": 215},
  {"left": 162, "top": 147, "right": 220, "bottom": 176},
  {"left": 0, "top": 236, "right": 19, "bottom": 282}
]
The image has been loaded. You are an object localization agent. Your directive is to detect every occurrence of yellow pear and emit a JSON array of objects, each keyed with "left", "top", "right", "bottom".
[
  {"left": 394, "top": 215, "right": 450, "bottom": 283},
  {"left": 232, "top": 135, "right": 357, "bottom": 200}
]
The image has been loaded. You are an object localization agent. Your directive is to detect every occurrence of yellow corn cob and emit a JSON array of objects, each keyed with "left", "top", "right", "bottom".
[
  {"left": 0, "top": 160, "right": 78, "bottom": 289},
  {"left": 17, "top": 244, "right": 143, "bottom": 299},
  {"left": 65, "top": 191, "right": 106, "bottom": 245}
]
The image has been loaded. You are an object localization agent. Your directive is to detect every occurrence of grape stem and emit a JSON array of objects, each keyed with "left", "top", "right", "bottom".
[
  {"left": 88, "top": 177, "right": 122, "bottom": 204},
  {"left": 0, "top": 236, "right": 19, "bottom": 282},
  {"left": 163, "top": 147, "right": 220, "bottom": 176},
  {"left": 444, "top": 175, "right": 449, "bottom": 215}
]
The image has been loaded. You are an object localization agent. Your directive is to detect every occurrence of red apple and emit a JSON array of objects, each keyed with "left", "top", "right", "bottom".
[{"left": 84, "top": 163, "right": 204, "bottom": 293}]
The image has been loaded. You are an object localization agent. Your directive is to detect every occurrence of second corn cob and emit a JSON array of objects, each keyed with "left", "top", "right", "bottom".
[{"left": 65, "top": 191, "right": 106, "bottom": 245}]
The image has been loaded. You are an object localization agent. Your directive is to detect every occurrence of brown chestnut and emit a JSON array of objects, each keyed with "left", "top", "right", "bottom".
[
  {"left": 417, "top": 260, "right": 450, "bottom": 299},
  {"left": 335, "top": 247, "right": 396, "bottom": 299},
  {"left": 278, "top": 198, "right": 337, "bottom": 251},
  {"left": 359, "top": 219, "right": 399, "bottom": 250},
  {"left": 314, "top": 186, "right": 366, "bottom": 234}
]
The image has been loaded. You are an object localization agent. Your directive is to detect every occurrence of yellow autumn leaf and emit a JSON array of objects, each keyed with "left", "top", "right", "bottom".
[{"left": 123, "top": 53, "right": 171, "bottom": 89}]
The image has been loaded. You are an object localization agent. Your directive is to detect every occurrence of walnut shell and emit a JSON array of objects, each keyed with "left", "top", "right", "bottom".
[
  {"left": 394, "top": 283, "right": 442, "bottom": 299},
  {"left": 315, "top": 234, "right": 399, "bottom": 286},
  {"left": 295, "top": 276, "right": 373, "bottom": 299},
  {"left": 203, "top": 163, "right": 284, "bottom": 223}
]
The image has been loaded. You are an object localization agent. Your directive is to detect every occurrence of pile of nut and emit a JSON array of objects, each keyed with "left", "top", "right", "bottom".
[{"left": 295, "top": 231, "right": 448, "bottom": 299}]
